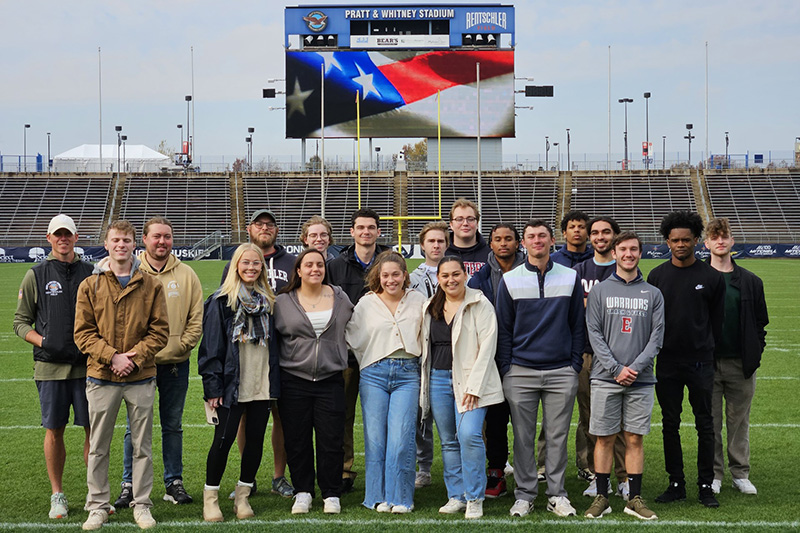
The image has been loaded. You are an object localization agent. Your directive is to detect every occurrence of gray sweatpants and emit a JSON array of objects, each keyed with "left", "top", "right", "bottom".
[{"left": 503, "top": 364, "right": 578, "bottom": 501}]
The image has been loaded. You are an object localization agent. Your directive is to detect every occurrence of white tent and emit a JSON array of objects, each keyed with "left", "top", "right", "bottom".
[{"left": 53, "top": 144, "right": 169, "bottom": 173}]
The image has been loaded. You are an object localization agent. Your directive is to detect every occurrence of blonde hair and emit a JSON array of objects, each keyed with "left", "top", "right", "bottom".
[
  {"left": 218, "top": 243, "right": 275, "bottom": 310},
  {"left": 105, "top": 220, "right": 136, "bottom": 241},
  {"left": 299, "top": 216, "right": 335, "bottom": 246},
  {"left": 449, "top": 198, "right": 480, "bottom": 222},
  {"left": 705, "top": 217, "right": 732, "bottom": 239}
]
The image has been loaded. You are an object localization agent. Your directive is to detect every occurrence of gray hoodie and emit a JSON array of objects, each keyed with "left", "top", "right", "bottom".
[{"left": 586, "top": 272, "right": 664, "bottom": 385}]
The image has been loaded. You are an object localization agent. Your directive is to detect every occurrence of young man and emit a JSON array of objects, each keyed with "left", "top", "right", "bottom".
[
  {"left": 446, "top": 198, "right": 490, "bottom": 276},
  {"left": 647, "top": 211, "right": 725, "bottom": 508},
  {"left": 468, "top": 223, "right": 525, "bottom": 498},
  {"left": 114, "top": 217, "right": 203, "bottom": 508},
  {"left": 409, "top": 221, "right": 448, "bottom": 488},
  {"left": 495, "top": 220, "right": 584, "bottom": 518},
  {"left": 13, "top": 214, "right": 94, "bottom": 520},
  {"left": 327, "top": 208, "right": 389, "bottom": 493},
  {"left": 704, "top": 218, "right": 768, "bottom": 495},
  {"left": 584, "top": 232, "right": 664, "bottom": 520},
  {"left": 551, "top": 210, "right": 592, "bottom": 267},
  {"left": 574, "top": 217, "right": 629, "bottom": 499},
  {"left": 221, "top": 209, "right": 296, "bottom": 498},
  {"left": 74, "top": 220, "right": 169, "bottom": 530}
]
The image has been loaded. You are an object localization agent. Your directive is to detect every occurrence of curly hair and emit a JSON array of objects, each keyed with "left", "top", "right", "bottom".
[
  {"left": 560, "top": 210, "right": 589, "bottom": 233},
  {"left": 659, "top": 211, "right": 704, "bottom": 240}
]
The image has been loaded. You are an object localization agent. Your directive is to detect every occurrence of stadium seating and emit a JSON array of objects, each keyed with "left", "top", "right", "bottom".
[{"left": 0, "top": 176, "right": 111, "bottom": 246}]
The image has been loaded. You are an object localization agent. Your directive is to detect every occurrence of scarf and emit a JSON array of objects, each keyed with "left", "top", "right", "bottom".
[{"left": 232, "top": 284, "right": 270, "bottom": 347}]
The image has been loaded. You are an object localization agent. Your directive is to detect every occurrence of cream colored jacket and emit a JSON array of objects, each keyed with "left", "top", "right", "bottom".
[
  {"left": 346, "top": 289, "right": 426, "bottom": 369},
  {"left": 420, "top": 286, "right": 504, "bottom": 415}
]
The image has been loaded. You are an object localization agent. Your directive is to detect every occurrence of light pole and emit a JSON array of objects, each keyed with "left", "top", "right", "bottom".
[
  {"left": 121, "top": 135, "right": 127, "bottom": 172},
  {"left": 685, "top": 124, "right": 695, "bottom": 167},
  {"left": 23, "top": 124, "right": 31, "bottom": 172},
  {"left": 47, "top": 132, "right": 51, "bottom": 174},
  {"left": 554, "top": 142, "right": 560, "bottom": 171},
  {"left": 185, "top": 95, "right": 192, "bottom": 162},
  {"left": 545, "top": 136, "right": 550, "bottom": 170},
  {"left": 177, "top": 124, "right": 183, "bottom": 159},
  {"left": 566, "top": 128, "right": 571, "bottom": 171},
  {"left": 618, "top": 98, "right": 633, "bottom": 169},
  {"left": 115, "top": 126, "right": 122, "bottom": 174},
  {"left": 725, "top": 131, "right": 729, "bottom": 169},
  {"left": 644, "top": 92, "right": 651, "bottom": 170},
  {"left": 248, "top": 127, "right": 255, "bottom": 170},
  {"left": 245, "top": 136, "right": 252, "bottom": 172},
  {"left": 662, "top": 135, "right": 666, "bottom": 170}
]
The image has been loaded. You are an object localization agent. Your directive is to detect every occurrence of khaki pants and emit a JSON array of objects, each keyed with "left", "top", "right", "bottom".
[
  {"left": 86, "top": 380, "right": 156, "bottom": 512},
  {"left": 713, "top": 358, "right": 756, "bottom": 480}
]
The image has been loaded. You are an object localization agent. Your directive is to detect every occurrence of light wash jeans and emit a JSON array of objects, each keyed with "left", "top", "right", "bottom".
[
  {"left": 360, "top": 358, "right": 420, "bottom": 509},
  {"left": 430, "top": 369, "right": 488, "bottom": 502},
  {"left": 123, "top": 359, "right": 190, "bottom": 487}
]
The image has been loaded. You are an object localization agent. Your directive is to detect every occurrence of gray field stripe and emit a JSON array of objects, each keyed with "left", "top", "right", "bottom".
[{"left": 0, "top": 518, "right": 798, "bottom": 529}]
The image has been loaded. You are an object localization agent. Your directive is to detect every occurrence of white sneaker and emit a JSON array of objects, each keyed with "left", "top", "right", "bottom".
[
  {"left": 509, "top": 499, "right": 533, "bottom": 517},
  {"left": 583, "top": 479, "right": 597, "bottom": 497},
  {"left": 504, "top": 461, "right": 515, "bottom": 477},
  {"left": 547, "top": 496, "right": 577, "bottom": 517},
  {"left": 465, "top": 500, "right": 483, "bottom": 519},
  {"left": 392, "top": 504, "right": 414, "bottom": 514},
  {"left": 711, "top": 479, "right": 722, "bottom": 494},
  {"left": 82, "top": 510, "right": 108, "bottom": 531},
  {"left": 438, "top": 498, "right": 467, "bottom": 514},
  {"left": 376, "top": 502, "right": 392, "bottom": 513},
  {"left": 616, "top": 479, "right": 630, "bottom": 501},
  {"left": 323, "top": 497, "right": 341, "bottom": 514},
  {"left": 50, "top": 492, "right": 68, "bottom": 519},
  {"left": 415, "top": 471, "right": 431, "bottom": 488},
  {"left": 732, "top": 478, "right": 758, "bottom": 495},
  {"left": 292, "top": 492, "right": 313, "bottom": 514},
  {"left": 133, "top": 507, "right": 156, "bottom": 529}
]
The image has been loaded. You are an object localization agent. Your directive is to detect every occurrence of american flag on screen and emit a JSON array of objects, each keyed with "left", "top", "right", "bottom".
[{"left": 285, "top": 50, "right": 515, "bottom": 139}]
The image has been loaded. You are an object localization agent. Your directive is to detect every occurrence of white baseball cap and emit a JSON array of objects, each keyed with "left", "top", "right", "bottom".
[{"left": 48, "top": 214, "right": 77, "bottom": 235}]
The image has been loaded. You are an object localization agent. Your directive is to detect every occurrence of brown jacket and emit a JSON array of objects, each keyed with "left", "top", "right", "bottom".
[{"left": 74, "top": 256, "right": 169, "bottom": 382}]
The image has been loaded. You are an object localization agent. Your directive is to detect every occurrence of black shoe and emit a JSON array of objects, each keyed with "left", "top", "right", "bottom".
[
  {"left": 699, "top": 484, "right": 720, "bottom": 508},
  {"left": 655, "top": 482, "right": 686, "bottom": 503},
  {"left": 341, "top": 478, "right": 355, "bottom": 494},
  {"left": 114, "top": 483, "right": 133, "bottom": 508},
  {"left": 163, "top": 479, "right": 193, "bottom": 505}
]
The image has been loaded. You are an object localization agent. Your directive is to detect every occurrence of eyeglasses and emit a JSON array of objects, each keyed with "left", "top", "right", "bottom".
[
  {"left": 239, "top": 260, "right": 263, "bottom": 268},
  {"left": 451, "top": 217, "right": 477, "bottom": 224},
  {"left": 251, "top": 221, "right": 277, "bottom": 229},
  {"left": 307, "top": 232, "right": 329, "bottom": 240}
]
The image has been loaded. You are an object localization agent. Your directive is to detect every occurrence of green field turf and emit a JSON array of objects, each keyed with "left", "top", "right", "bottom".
[{"left": 1, "top": 259, "right": 798, "bottom": 532}]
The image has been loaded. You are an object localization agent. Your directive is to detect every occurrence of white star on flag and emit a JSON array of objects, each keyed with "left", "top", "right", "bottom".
[
  {"left": 286, "top": 79, "right": 314, "bottom": 118},
  {"left": 353, "top": 63, "right": 380, "bottom": 99}
]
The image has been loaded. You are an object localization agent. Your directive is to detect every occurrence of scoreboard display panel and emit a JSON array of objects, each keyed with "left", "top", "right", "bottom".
[{"left": 283, "top": 4, "right": 515, "bottom": 139}]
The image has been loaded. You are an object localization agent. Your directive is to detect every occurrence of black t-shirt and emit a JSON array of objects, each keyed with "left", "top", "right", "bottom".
[
  {"left": 574, "top": 258, "right": 617, "bottom": 354},
  {"left": 430, "top": 315, "right": 453, "bottom": 371}
]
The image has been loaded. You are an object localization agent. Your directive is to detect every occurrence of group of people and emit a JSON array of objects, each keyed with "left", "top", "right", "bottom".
[{"left": 13, "top": 199, "right": 767, "bottom": 529}]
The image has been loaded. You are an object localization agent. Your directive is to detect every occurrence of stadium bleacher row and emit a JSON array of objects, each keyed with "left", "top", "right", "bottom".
[{"left": 1, "top": 170, "right": 798, "bottom": 247}]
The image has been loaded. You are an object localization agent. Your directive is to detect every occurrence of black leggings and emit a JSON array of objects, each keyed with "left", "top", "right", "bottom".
[{"left": 205, "top": 400, "right": 271, "bottom": 486}]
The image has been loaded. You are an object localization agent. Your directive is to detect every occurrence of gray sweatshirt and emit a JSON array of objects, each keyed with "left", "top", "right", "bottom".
[{"left": 586, "top": 272, "right": 664, "bottom": 385}]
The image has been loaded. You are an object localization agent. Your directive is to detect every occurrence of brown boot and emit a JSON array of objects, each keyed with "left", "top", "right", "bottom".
[
  {"left": 203, "top": 489, "right": 224, "bottom": 522},
  {"left": 233, "top": 485, "right": 254, "bottom": 519}
]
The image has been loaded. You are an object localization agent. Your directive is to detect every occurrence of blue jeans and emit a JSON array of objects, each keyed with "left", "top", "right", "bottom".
[
  {"left": 123, "top": 360, "right": 189, "bottom": 486},
  {"left": 430, "top": 369, "right": 488, "bottom": 502},
  {"left": 359, "top": 358, "right": 420, "bottom": 509}
]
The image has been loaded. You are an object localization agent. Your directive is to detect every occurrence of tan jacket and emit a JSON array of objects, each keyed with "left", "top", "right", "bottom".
[
  {"left": 137, "top": 252, "right": 203, "bottom": 364},
  {"left": 74, "top": 256, "right": 169, "bottom": 382},
  {"left": 420, "top": 286, "right": 504, "bottom": 415}
]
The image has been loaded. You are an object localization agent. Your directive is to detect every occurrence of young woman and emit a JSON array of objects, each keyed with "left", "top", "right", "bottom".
[
  {"left": 198, "top": 243, "right": 279, "bottom": 522},
  {"left": 346, "top": 251, "right": 426, "bottom": 513},
  {"left": 299, "top": 216, "right": 336, "bottom": 261},
  {"left": 274, "top": 248, "right": 354, "bottom": 515},
  {"left": 420, "top": 256, "right": 504, "bottom": 519}
]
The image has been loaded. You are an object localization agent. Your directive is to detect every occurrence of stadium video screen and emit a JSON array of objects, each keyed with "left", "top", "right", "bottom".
[{"left": 285, "top": 50, "right": 515, "bottom": 139}]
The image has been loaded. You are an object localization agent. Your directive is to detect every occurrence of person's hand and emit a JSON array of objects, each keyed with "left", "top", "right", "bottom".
[
  {"left": 208, "top": 397, "right": 223, "bottom": 409},
  {"left": 616, "top": 366, "right": 638, "bottom": 387},
  {"left": 462, "top": 393, "right": 479, "bottom": 411},
  {"left": 110, "top": 351, "right": 136, "bottom": 377}
]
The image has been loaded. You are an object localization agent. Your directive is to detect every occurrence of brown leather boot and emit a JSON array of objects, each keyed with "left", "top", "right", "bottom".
[
  {"left": 233, "top": 485, "right": 254, "bottom": 519},
  {"left": 203, "top": 489, "right": 224, "bottom": 522}
]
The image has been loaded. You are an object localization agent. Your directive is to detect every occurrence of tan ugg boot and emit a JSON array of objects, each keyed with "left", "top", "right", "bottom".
[
  {"left": 233, "top": 485, "right": 254, "bottom": 519},
  {"left": 203, "top": 489, "right": 224, "bottom": 522}
]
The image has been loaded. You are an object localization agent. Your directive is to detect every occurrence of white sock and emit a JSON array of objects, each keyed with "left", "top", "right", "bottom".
[
  {"left": 204, "top": 484, "right": 220, "bottom": 491},
  {"left": 237, "top": 480, "right": 255, "bottom": 488}
]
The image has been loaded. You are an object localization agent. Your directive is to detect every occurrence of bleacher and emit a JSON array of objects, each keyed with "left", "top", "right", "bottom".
[
  {"left": 242, "top": 174, "right": 395, "bottom": 245},
  {"left": 405, "top": 173, "right": 559, "bottom": 239},
  {"left": 570, "top": 173, "right": 696, "bottom": 242},
  {"left": 0, "top": 176, "right": 111, "bottom": 246},
  {"left": 705, "top": 171, "right": 800, "bottom": 242},
  {"left": 119, "top": 175, "right": 231, "bottom": 245}
]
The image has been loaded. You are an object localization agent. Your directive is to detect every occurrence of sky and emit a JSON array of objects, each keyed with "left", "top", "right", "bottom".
[{"left": 1, "top": 0, "right": 798, "bottom": 166}]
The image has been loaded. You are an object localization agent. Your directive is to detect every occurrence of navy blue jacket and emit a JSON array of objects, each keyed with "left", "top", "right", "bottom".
[
  {"left": 198, "top": 290, "right": 281, "bottom": 407},
  {"left": 550, "top": 246, "right": 593, "bottom": 268},
  {"left": 467, "top": 250, "right": 526, "bottom": 304}
]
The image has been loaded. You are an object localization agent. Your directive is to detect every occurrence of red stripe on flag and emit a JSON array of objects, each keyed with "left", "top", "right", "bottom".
[{"left": 378, "top": 50, "right": 514, "bottom": 104}]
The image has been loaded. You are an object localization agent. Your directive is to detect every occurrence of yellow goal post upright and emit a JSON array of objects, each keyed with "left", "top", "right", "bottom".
[{"left": 355, "top": 90, "right": 444, "bottom": 252}]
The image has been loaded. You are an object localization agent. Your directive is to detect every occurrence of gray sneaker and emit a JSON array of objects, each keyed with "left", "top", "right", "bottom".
[
  {"left": 49, "top": 492, "right": 68, "bottom": 519},
  {"left": 272, "top": 476, "right": 294, "bottom": 498}
]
